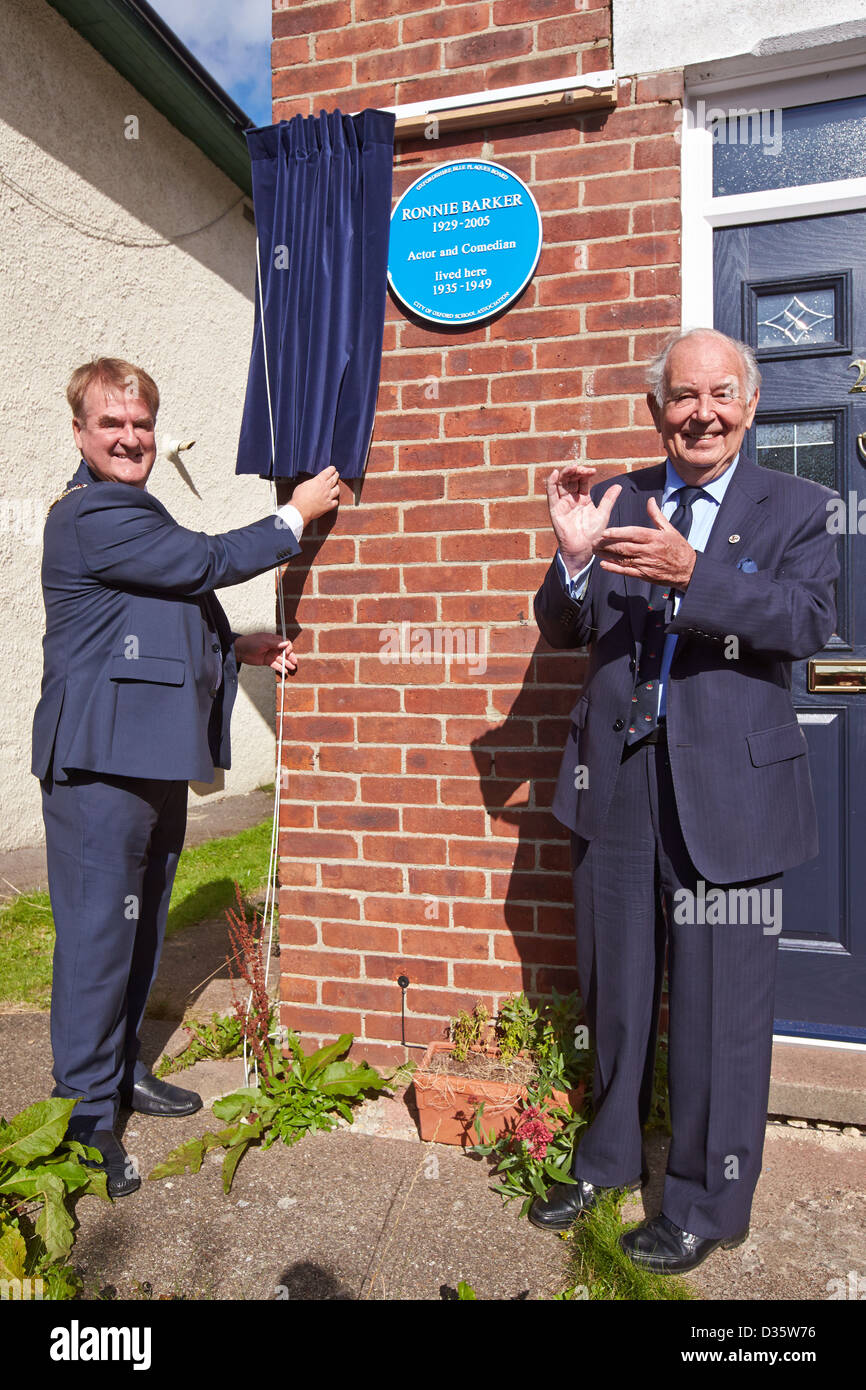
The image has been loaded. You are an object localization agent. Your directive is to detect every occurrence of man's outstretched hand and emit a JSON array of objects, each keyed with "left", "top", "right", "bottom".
[
  {"left": 546, "top": 464, "right": 622, "bottom": 577},
  {"left": 595, "top": 497, "right": 697, "bottom": 589},
  {"left": 290, "top": 466, "right": 341, "bottom": 525},
  {"left": 234, "top": 633, "right": 298, "bottom": 675}
]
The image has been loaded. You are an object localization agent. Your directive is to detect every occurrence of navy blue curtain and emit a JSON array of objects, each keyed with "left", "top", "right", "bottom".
[{"left": 236, "top": 109, "right": 395, "bottom": 480}]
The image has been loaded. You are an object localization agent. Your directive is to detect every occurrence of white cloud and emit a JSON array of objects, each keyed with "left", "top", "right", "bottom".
[{"left": 148, "top": 0, "right": 273, "bottom": 125}]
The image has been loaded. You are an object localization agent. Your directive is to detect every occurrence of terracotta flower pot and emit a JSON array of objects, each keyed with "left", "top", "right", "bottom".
[{"left": 410, "top": 1041, "right": 584, "bottom": 1148}]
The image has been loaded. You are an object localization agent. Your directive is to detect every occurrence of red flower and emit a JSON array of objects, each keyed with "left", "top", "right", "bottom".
[{"left": 513, "top": 1106, "right": 554, "bottom": 1160}]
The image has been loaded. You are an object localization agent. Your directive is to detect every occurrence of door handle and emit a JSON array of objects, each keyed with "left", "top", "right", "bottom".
[
  {"left": 858, "top": 432, "right": 866, "bottom": 466},
  {"left": 808, "top": 659, "right": 866, "bottom": 691}
]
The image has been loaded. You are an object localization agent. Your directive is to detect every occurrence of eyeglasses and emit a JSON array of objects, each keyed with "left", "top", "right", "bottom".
[{"left": 664, "top": 388, "right": 743, "bottom": 411}]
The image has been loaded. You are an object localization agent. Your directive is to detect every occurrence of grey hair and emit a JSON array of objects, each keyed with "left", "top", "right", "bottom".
[{"left": 647, "top": 328, "right": 761, "bottom": 406}]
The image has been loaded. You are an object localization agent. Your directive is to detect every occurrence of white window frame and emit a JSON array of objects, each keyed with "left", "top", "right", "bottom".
[{"left": 681, "top": 59, "right": 866, "bottom": 328}]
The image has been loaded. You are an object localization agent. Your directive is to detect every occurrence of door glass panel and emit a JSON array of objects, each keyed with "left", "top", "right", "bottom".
[
  {"left": 756, "top": 289, "right": 835, "bottom": 347},
  {"left": 755, "top": 418, "right": 836, "bottom": 488},
  {"left": 712, "top": 94, "right": 866, "bottom": 196}
]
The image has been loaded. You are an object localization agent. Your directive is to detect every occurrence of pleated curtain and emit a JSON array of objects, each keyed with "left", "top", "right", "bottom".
[{"left": 236, "top": 108, "right": 396, "bottom": 480}]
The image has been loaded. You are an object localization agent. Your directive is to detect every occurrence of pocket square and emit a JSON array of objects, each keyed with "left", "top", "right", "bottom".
[{"left": 736, "top": 557, "right": 758, "bottom": 573}]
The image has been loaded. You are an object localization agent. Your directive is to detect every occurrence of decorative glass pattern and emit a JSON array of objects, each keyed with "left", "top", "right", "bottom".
[
  {"left": 756, "top": 289, "right": 836, "bottom": 347},
  {"left": 712, "top": 94, "right": 866, "bottom": 197},
  {"left": 756, "top": 419, "right": 836, "bottom": 489}
]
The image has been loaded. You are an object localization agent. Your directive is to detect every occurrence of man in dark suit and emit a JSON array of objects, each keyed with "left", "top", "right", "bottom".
[
  {"left": 32, "top": 358, "right": 339, "bottom": 1196},
  {"left": 530, "top": 329, "right": 838, "bottom": 1271}
]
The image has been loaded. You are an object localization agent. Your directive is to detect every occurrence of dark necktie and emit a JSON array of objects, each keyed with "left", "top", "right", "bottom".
[{"left": 624, "top": 485, "right": 706, "bottom": 745}]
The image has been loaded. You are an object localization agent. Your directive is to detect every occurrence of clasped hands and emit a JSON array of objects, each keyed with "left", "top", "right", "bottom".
[{"left": 547, "top": 463, "right": 696, "bottom": 590}]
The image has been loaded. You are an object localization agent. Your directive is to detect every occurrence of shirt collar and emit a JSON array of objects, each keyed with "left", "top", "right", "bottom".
[{"left": 663, "top": 453, "right": 739, "bottom": 506}]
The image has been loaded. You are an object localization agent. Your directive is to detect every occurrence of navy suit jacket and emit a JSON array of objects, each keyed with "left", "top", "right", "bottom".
[
  {"left": 534, "top": 456, "right": 839, "bottom": 884},
  {"left": 32, "top": 459, "right": 300, "bottom": 784}
]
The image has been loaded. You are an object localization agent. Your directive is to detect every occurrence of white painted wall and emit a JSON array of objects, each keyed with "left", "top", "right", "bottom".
[
  {"left": 0, "top": 0, "right": 285, "bottom": 850},
  {"left": 613, "top": 0, "right": 866, "bottom": 76}
]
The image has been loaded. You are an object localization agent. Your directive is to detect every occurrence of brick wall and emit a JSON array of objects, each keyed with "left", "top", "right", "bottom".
[{"left": 271, "top": 0, "right": 682, "bottom": 1066}]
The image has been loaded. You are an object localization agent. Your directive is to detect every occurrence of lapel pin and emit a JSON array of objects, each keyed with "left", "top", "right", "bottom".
[{"left": 728, "top": 534, "right": 740, "bottom": 544}]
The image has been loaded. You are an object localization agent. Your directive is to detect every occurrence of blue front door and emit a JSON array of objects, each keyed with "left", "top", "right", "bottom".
[{"left": 715, "top": 210, "right": 866, "bottom": 1040}]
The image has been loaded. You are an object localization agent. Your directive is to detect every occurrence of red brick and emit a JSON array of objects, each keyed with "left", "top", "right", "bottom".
[
  {"left": 362, "top": 835, "right": 448, "bottom": 866},
  {"left": 444, "top": 28, "right": 531, "bottom": 69},
  {"left": 588, "top": 234, "right": 679, "bottom": 270},
  {"left": 636, "top": 71, "right": 684, "bottom": 104},
  {"left": 402, "top": 4, "right": 490, "bottom": 45},
  {"left": 319, "top": 746, "right": 402, "bottom": 774},
  {"left": 537, "top": 10, "right": 610, "bottom": 49},
  {"left": 323, "top": 980, "right": 398, "bottom": 1010},
  {"left": 489, "top": 370, "right": 583, "bottom": 403},
  {"left": 397, "top": 440, "right": 485, "bottom": 472},
  {"left": 318, "top": 805, "right": 398, "bottom": 832},
  {"left": 535, "top": 398, "right": 630, "bottom": 431},
  {"left": 273, "top": 1, "right": 351, "bottom": 40},
  {"left": 407, "top": 868, "right": 487, "bottom": 898},
  {"left": 363, "top": 896, "right": 452, "bottom": 928},
  {"left": 404, "top": 501, "right": 484, "bottom": 533},
  {"left": 278, "top": 829, "right": 357, "bottom": 859},
  {"left": 284, "top": 949, "right": 360, "bottom": 979},
  {"left": 357, "top": 43, "right": 440, "bottom": 84},
  {"left": 361, "top": 777, "right": 438, "bottom": 805},
  {"left": 272, "top": 97, "right": 313, "bottom": 121},
  {"left": 321, "top": 862, "right": 404, "bottom": 893},
  {"left": 322, "top": 921, "right": 399, "bottom": 952},
  {"left": 633, "top": 202, "right": 680, "bottom": 233},
  {"left": 586, "top": 297, "right": 679, "bottom": 332},
  {"left": 443, "top": 406, "right": 532, "bottom": 437},
  {"left": 273, "top": 61, "right": 353, "bottom": 99},
  {"left": 405, "top": 689, "right": 488, "bottom": 716},
  {"left": 272, "top": 35, "right": 311, "bottom": 67},
  {"left": 492, "top": 0, "right": 579, "bottom": 20},
  {"left": 536, "top": 270, "right": 630, "bottom": 307},
  {"left": 279, "top": 917, "right": 318, "bottom": 946},
  {"left": 283, "top": 1006, "right": 362, "bottom": 1035},
  {"left": 403, "top": 565, "right": 483, "bottom": 593},
  {"left": 402, "top": 806, "right": 486, "bottom": 836},
  {"left": 446, "top": 467, "right": 530, "bottom": 499},
  {"left": 365, "top": 955, "right": 449, "bottom": 986},
  {"left": 441, "top": 531, "right": 530, "bottom": 562},
  {"left": 280, "top": 974, "right": 319, "bottom": 1004},
  {"left": 276, "top": 802, "right": 315, "bottom": 828},
  {"left": 356, "top": 596, "right": 438, "bottom": 624},
  {"left": 444, "top": 343, "right": 533, "bottom": 376},
  {"left": 285, "top": 890, "right": 360, "bottom": 920},
  {"left": 581, "top": 169, "right": 679, "bottom": 208},
  {"left": 452, "top": 962, "right": 526, "bottom": 991},
  {"left": 315, "top": 20, "right": 397, "bottom": 59},
  {"left": 584, "top": 428, "right": 661, "bottom": 460}
]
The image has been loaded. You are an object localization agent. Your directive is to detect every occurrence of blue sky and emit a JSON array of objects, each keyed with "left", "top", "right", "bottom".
[{"left": 148, "top": 0, "right": 273, "bottom": 127}]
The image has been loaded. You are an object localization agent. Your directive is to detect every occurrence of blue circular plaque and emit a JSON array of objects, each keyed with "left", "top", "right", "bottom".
[{"left": 388, "top": 160, "right": 542, "bottom": 326}]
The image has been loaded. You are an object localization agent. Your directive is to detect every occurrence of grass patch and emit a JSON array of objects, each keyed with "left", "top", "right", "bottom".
[
  {"left": 0, "top": 818, "right": 275, "bottom": 1011},
  {"left": 562, "top": 1190, "right": 695, "bottom": 1301}
]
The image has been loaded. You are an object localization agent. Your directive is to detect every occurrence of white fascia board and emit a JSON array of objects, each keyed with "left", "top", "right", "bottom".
[{"left": 382, "top": 71, "right": 617, "bottom": 120}]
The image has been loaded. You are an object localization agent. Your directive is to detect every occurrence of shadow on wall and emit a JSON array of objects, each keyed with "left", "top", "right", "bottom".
[
  {"left": 0, "top": 0, "right": 254, "bottom": 299},
  {"left": 469, "top": 637, "right": 585, "bottom": 1000}
]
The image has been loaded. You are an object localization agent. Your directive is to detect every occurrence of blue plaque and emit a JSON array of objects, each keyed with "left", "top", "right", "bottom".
[{"left": 388, "top": 159, "right": 542, "bottom": 326}]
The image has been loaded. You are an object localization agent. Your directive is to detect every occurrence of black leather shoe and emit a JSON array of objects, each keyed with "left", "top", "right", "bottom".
[
  {"left": 529, "top": 1176, "right": 642, "bottom": 1231},
  {"left": 619, "top": 1213, "right": 749, "bottom": 1273},
  {"left": 120, "top": 1074, "right": 202, "bottom": 1117},
  {"left": 80, "top": 1130, "right": 141, "bottom": 1199}
]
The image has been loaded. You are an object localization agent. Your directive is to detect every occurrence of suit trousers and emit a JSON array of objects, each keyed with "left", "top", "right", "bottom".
[
  {"left": 41, "top": 762, "right": 188, "bottom": 1135},
  {"left": 570, "top": 737, "right": 781, "bottom": 1239}
]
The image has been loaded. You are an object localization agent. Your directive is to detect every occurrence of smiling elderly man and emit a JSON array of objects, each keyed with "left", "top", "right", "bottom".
[
  {"left": 531, "top": 328, "right": 839, "bottom": 1271},
  {"left": 32, "top": 358, "right": 339, "bottom": 1197}
]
